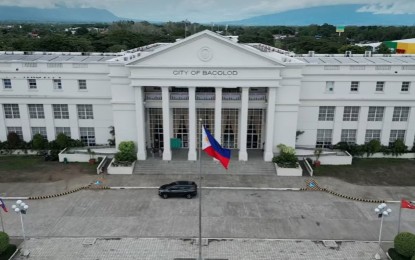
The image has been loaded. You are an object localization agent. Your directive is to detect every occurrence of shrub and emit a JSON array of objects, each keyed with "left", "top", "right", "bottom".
[
  {"left": 32, "top": 134, "right": 48, "bottom": 150},
  {"left": 55, "top": 133, "right": 71, "bottom": 150},
  {"left": 334, "top": 142, "right": 365, "bottom": 157},
  {"left": 0, "top": 232, "right": 9, "bottom": 255},
  {"left": 388, "top": 248, "right": 410, "bottom": 260},
  {"left": 395, "top": 232, "right": 415, "bottom": 258},
  {"left": 0, "top": 244, "right": 16, "bottom": 260},
  {"left": 272, "top": 144, "right": 298, "bottom": 168},
  {"left": 389, "top": 139, "right": 408, "bottom": 156},
  {"left": 114, "top": 141, "right": 137, "bottom": 163},
  {"left": 365, "top": 139, "right": 381, "bottom": 157}
]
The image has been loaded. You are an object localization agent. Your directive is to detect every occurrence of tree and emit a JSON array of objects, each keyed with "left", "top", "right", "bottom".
[
  {"left": 55, "top": 133, "right": 70, "bottom": 150},
  {"left": 7, "top": 132, "right": 21, "bottom": 149},
  {"left": 32, "top": 133, "right": 48, "bottom": 150},
  {"left": 377, "top": 43, "right": 392, "bottom": 54},
  {"left": 365, "top": 139, "right": 381, "bottom": 157}
]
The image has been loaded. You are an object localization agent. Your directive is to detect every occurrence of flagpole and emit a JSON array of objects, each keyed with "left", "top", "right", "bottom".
[
  {"left": 198, "top": 119, "right": 203, "bottom": 260},
  {"left": 0, "top": 210, "right": 4, "bottom": 232}
]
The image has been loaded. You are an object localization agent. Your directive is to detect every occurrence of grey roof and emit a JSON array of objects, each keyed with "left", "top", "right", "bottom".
[
  {"left": 297, "top": 55, "right": 415, "bottom": 65},
  {"left": 0, "top": 53, "right": 117, "bottom": 63}
]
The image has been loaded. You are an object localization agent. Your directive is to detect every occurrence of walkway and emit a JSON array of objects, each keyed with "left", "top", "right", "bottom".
[{"left": 13, "top": 237, "right": 388, "bottom": 260}]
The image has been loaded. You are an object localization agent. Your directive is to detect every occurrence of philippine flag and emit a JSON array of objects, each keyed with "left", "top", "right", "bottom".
[
  {"left": 202, "top": 126, "right": 231, "bottom": 169},
  {"left": 0, "top": 198, "right": 7, "bottom": 213}
]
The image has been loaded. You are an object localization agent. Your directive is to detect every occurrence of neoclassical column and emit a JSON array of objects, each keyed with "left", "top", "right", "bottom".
[
  {"left": 135, "top": 86, "right": 147, "bottom": 160},
  {"left": 161, "top": 86, "right": 172, "bottom": 160},
  {"left": 43, "top": 104, "right": 55, "bottom": 141},
  {"left": 238, "top": 87, "right": 249, "bottom": 161},
  {"left": 214, "top": 87, "right": 222, "bottom": 144},
  {"left": 264, "top": 87, "right": 276, "bottom": 161},
  {"left": 188, "top": 87, "right": 197, "bottom": 160}
]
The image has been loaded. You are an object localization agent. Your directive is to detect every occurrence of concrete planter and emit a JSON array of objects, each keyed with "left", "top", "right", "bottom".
[
  {"left": 107, "top": 158, "right": 135, "bottom": 175},
  {"left": 363, "top": 152, "right": 415, "bottom": 159},
  {"left": 274, "top": 163, "right": 302, "bottom": 176}
]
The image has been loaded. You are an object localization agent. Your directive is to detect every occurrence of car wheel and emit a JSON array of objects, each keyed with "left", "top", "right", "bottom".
[
  {"left": 163, "top": 194, "right": 168, "bottom": 199},
  {"left": 186, "top": 194, "right": 192, "bottom": 199}
]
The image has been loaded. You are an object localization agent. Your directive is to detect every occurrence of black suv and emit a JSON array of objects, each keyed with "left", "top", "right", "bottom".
[{"left": 158, "top": 181, "right": 197, "bottom": 199}]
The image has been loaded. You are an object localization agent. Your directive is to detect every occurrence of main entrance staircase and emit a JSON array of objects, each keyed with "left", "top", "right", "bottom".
[{"left": 133, "top": 149, "right": 276, "bottom": 175}]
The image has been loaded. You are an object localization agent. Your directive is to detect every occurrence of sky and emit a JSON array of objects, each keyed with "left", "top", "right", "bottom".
[{"left": 1, "top": 0, "right": 415, "bottom": 22}]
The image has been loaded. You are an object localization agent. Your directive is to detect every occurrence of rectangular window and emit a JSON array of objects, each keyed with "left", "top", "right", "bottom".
[
  {"left": 3, "top": 104, "right": 20, "bottom": 118},
  {"left": 401, "top": 82, "right": 410, "bottom": 92},
  {"left": 2, "top": 79, "right": 11, "bottom": 89},
  {"left": 376, "top": 82, "right": 385, "bottom": 92},
  {"left": 31, "top": 127, "right": 47, "bottom": 138},
  {"left": 368, "top": 107, "right": 384, "bottom": 121},
  {"left": 365, "top": 129, "right": 381, "bottom": 143},
  {"left": 28, "top": 79, "right": 37, "bottom": 89},
  {"left": 392, "top": 107, "right": 410, "bottom": 122},
  {"left": 325, "top": 81, "right": 334, "bottom": 93},
  {"left": 28, "top": 104, "right": 45, "bottom": 119},
  {"left": 389, "top": 130, "right": 406, "bottom": 145},
  {"left": 318, "top": 106, "right": 335, "bottom": 121},
  {"left": 341, "top": 129, "right": 357, "bottom": 143},
  {"left": 350, "top": 81, "right": 359, "bottom": 92},
  {"left": 6, "top": 127, "right": 23, "bottom": 140},
  {"left": 53, "top": 104, "right": 69, "bottom": 119},
  {"left": 78, "top": 80, "right": 87, "bottom": 90},
  {"left": 80, "top": 127, "right": 95, "bottom": 146},
  {"left": 53, "top": 79, "right": 62, "bottom": 90},
  {"left": 343, "top": 106, "right": 360, "bottom": 121},
  {"left": 316, "top": 129, "right": 333, "bottom": 148},
  {"left": 77, "top": 104, "right": 93, "bottom": 119},
  {"left": 55, "top": 127, "right": 71, "bottom": 138}
]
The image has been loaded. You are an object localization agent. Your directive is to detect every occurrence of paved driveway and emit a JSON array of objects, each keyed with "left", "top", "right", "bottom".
[{"left": 3, "top": 189, "right": 414, "bottom": 241}]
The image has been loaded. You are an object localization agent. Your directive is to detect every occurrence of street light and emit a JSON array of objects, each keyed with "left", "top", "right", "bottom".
[
  {"left": 11, "top": 200, "right": 29, "bottom": 243},
  {"left": 374, "top": 203, "right": 392, "bottom": 260}
]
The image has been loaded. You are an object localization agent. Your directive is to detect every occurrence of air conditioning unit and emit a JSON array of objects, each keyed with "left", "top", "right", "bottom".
[
  {"left": 308, "top": 51, "right": 315, "bottom": 57},
  {"left": 345, "top": 51, "right": 352, "bottom": 57},
  {"left": 364, "top": 51, "right": 372, "bottom": 57}
]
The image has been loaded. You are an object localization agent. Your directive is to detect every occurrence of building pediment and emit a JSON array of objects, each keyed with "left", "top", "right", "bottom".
[{"left": 127, "top": 30, "right": 286, "bottom": 68}]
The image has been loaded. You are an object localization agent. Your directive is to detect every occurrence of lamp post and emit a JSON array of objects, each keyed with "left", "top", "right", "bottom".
[
  {"left": 11, "top": 200, "right": 29, "bottom": 241},
  {"left": 374, "top": 203, "right": 392, "bottom": 260}
]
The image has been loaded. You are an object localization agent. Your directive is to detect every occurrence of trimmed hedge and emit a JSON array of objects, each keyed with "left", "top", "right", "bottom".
[
  {"left": 395, "top": 232, "right": 415, "bottom": 258},
  {"left": 0, "top": 232, "right": 8, "bottom": 255},
  {"left": 388, "top": 248, "right": 410, "bottom": 260},
  {"left": 0, "top": 244, "right": 16, "bottom": 260}
]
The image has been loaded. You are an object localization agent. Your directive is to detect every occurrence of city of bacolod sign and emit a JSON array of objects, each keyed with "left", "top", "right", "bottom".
[{"left": 172, "top": 69, "right": 238, "bottom": 76}]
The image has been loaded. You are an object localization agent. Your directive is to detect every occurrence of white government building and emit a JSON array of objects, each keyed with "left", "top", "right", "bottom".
[{"left": 1, "top": 30, "right": 415, "bottom": 162}]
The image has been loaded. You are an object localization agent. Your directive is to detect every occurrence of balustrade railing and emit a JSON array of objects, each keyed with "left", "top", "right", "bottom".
[
  {"left": 222, "top": 93, "right": 241, "bottom": 101},
  {"left": 249, "top": 93, "right": 267, "bottom": 101},
  {"left": 145, "top": 92, "right": 267, "bottom": 101},
  {"left": 170, "top": 92, "right": 189, "bottom": 100}
]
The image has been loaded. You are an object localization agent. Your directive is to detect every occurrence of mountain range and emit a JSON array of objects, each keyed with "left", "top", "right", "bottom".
[
  {"left": 0, "top": 5, "right": 415, "bottom": 25},
  {"left": 0, "top": 6, "right": 122, "bottom": 23},
  {"left": 224, "top": 5, "right": 415, "bottom": 26}
]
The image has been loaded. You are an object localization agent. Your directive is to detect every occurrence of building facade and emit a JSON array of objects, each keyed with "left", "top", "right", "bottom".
[{"left": 1, "top": 30, "right": 415, "bottom": 161}]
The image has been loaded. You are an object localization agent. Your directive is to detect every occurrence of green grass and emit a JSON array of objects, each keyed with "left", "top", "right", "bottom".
[
  {"left": 0, "top": 156, "right": 43, "bottom": 171},
  {"left": 313, "top": 158, "right": 415, "bottom": 186}
]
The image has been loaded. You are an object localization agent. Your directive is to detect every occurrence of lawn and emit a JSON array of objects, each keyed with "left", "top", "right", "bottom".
[
  {"left": 313, "top": 158, "right": 415, "bottom": 186},
  {"left": 0, "top": 156, "right": 96, "bottom": 182}
]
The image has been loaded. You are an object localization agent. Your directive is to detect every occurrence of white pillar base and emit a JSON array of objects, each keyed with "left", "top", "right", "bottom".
[
  {"left": 264, "top": 151, "right": 273, "bottom": 162},
  {"left": 163, "top": 150, "right": 172, "bottom": 161},
  {"left": 188, "top": 149, "right": 197, "bottom": 161},
  {"left": 137, "top": 151, "right": 147, "bottom": 160},
  {"left": 238, "top": 150, "right": 248, "bottom": 161}
]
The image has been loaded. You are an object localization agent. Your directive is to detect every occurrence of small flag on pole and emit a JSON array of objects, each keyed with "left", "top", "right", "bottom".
[
  {"left": 202, "top": 126, "right": 231, "bottom": 169},
  {"left": 0, "top": 199, "right": 7, "bottom": 212},
  {"left": 401, "top": 199, "right": 415, "bottom": 210}
]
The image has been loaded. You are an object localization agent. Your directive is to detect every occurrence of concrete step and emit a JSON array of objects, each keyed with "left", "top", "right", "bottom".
[{"left": 133, "top": 160, "right": 276, "bottom": 175}]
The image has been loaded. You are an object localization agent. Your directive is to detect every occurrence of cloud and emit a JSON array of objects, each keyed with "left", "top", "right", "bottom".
[{"left": 1, "top": 0, "right": 415, "bottom": 22}]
